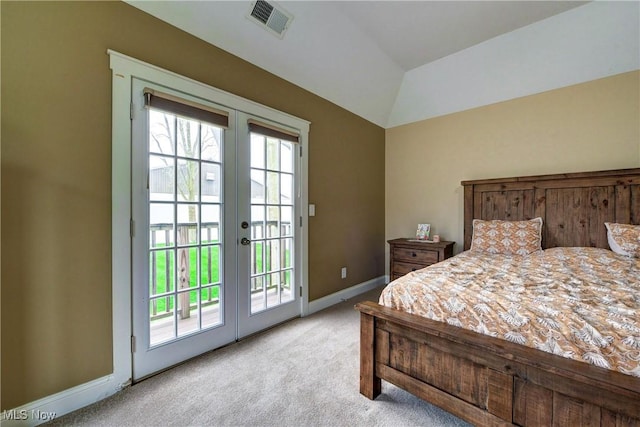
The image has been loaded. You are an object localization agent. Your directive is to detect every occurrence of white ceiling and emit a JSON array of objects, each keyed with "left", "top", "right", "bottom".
[
  {"left": 333, "top": 1, "right": 586, "bottom": 71},
  {"left": 127, "top": 1, "right": 639, "bottom": 128}
]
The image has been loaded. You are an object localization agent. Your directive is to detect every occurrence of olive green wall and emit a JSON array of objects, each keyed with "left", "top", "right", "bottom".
[{"left": 1, "top": 1, "right": 385, "bottom": 409}]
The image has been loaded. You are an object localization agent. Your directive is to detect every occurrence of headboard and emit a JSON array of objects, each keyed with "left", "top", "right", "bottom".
[{"left": 462, "top": 168, "right": 640, "bottom": 251}]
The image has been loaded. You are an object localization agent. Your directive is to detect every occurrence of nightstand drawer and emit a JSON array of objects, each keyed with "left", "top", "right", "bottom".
[
  {"left": 392, "top": 247, "right": 438, "bottom": 264},
  {"left": 388, "top": 238, "right": 455, "bottom": 281},
  {"left": 393, "top": 261, "right": 428, "bottom": 277}
]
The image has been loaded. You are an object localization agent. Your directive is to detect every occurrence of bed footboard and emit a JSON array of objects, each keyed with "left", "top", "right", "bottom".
[{"left": 356, "top": 301, "right": 640, "bottom": 427}]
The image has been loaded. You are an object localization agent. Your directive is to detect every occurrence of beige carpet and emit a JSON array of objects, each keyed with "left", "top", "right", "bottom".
[{"left": 49, "top": 287, "right": 470, "bottom": 427}]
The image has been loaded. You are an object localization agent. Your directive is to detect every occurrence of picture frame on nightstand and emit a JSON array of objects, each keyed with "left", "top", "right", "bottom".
[{"left": 415, "top": 223, "right": 431, "bottom": 240}]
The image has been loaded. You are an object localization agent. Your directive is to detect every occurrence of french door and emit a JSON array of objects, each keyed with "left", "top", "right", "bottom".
[
  {"left": 131, "top": 79, "right": 302, "bottom": 380},
  {"left": 236, "top": 114, "right": 302, "bottom": 337}
]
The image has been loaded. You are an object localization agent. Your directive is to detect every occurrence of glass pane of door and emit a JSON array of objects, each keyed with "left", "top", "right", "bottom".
[
  {"left": 249, "top": 133, "right": 296, "bottom": 314},
  {"left": 148, "top": 110, "right": 225, "bottom": 345}
]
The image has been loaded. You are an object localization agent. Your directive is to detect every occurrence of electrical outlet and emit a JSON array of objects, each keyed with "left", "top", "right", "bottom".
[{"left": 341, "top": 267, "right": 347, "bottom": 279}]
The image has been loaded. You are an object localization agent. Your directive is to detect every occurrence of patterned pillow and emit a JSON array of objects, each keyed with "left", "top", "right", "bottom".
[
  {"left": 605, "top": 222, "right": 640, "bottom": 258},
  {"left": 470, "top": 217, "right": 543, "bottom": 255}
]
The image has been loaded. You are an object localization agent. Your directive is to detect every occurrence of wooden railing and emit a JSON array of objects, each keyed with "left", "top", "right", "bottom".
[{"left": 149, "top": 220, "right": 291, "bottom": 320}]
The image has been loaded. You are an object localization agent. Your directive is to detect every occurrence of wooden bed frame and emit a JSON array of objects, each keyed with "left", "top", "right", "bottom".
[{"left": 356, "top": 168, "right": 640, "bottom": 426}]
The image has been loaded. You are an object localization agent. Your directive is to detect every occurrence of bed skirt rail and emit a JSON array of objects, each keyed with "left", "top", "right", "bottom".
[{"left": 356, "top": 301, "right": 640, "bottom": 427}]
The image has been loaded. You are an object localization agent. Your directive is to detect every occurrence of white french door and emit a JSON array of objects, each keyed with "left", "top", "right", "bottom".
[
  {"left": 131, "top": 79, "right": 303, "bottom": 380},
  {"left": 236, "top": 113, "right": 302, "bottom": 337}
]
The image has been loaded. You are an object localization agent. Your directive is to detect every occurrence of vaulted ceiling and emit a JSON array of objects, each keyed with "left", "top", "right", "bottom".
[{"left": 127, "top": 1, "right": 639, "bottom": 128}]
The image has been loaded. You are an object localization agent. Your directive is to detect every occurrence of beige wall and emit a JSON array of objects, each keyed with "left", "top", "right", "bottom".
[
  {"left": 1, "top": 1, "right": 385, "bottom": 409},
  {"left": 386, "top": 71, "right": 640, "bottom": 264}
]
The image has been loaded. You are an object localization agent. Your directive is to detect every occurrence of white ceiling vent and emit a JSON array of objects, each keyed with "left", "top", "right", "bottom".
[{"left": 247, "top": 1, "right": 293, "bottom": 39}]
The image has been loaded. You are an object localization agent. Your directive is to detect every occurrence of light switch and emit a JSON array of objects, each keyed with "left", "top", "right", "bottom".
[{"left": 309, "top": 204, "right": 316, "bottom": 216}]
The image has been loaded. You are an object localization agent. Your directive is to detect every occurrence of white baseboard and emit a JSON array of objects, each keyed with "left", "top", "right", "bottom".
[
  {"left": 307, "top": 275, "right": 387, "bottom": 315},
  {"left": 1, "top": 276, "right": 389, "bottom": 425},
  {"left": 0, "top": 374, "right": 127, "bottom": 426}
]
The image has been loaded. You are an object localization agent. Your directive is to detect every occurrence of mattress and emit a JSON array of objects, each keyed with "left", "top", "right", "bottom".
[{"left": 380, "top": 247, "right": 640, "bottom": 377}]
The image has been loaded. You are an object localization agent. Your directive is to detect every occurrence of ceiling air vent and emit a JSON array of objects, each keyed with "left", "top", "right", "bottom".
[{"left": 247, "top": 0, "right": 293, "bottom": 39}]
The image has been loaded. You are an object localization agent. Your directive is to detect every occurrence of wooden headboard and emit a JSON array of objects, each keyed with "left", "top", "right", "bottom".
[{"left": 461, "top": 168, "right": 640, "bottom": 250}]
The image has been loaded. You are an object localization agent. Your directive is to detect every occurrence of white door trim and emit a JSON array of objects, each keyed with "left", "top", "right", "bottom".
[{"left": 109, "top": 50, "right": 310, "bottom": 386}]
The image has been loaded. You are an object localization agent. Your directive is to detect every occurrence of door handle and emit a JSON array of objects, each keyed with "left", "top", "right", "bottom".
[{"left": 240, "top": 237, "right": 251, "bottom": 246}]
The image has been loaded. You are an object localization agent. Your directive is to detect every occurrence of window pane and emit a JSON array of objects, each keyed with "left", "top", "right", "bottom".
[
  {"left": 149, "top": 110, "right": 175, "bottom": 155},
  {"left": 251, "top": 134, "right": 265, "bottom": 168},
  {"left": 176, "top": 247, "right": 198, "bottom": 290},
  {"left": 281, "top": 238, "right": 293, "bottom": 269},
  {"left": 177, "top": 204, "right": 198, "bottom": 246},
  {"left": 177, "top": 290, "right": 199, "bottom": 336},
  {"left": 200, "top": 245, "right": 220, "bottom": 285},
  {"left": 251, "top": 205, "right": 265, "bottom": 239},
  {"left": 251, "top": 169, "right": 265, "bottom": 203},
  {"left": 201, "top": 205, "right": 221, "bottom": 244},
  {"left": 281, "top": 206, "right": 293, "bottom": 237},
  {"left": 266, "top": 171, "right": 279, "bottom": 204},
  {"left": 177, "top": 159, "right": 199, "bottom": 202},
  {"left": 201, "top": 162, "right": 221, "bottom": 203},
  {"left": 177, "top": 118, "right": 200, "bottom": 159},
  {"left": 251, "top": 276, "right": 266, "bottom": 313},
  {"left": 149, "top": 155, "right": 174, "bottom": 201},
  {"left": 281, "top": 142, "right": 293, "bottom": 173},
  {"left": 281, "top": 270, "right": 294, "bottom": 303},
  {"left": 266, "top": 272, "right": 281, "bottom": 308},
  {"left": 201, "top": 125, "right": 222, "bottom": 162},
  {"left": 150, "top": 295, "right": 175, "bottom": 346},
  {"left": 252, "top": 240, "right": 264, "bottom": 275},
  {"left": 267, "top": 206, "right": 279, "bottom": 238},
  {"left": 281, "top": 173, "right": 293, "bottom": 205},
  {"left": 202, "top": 285, "right": 221, "bottom": 328},
  {"left": 150, "top": 249, "right": 174, "bottom": 295},
  {"left": 200, "top": 285, "right": 219, "bottom": 304},
  {"left": 150, "top": 203, "right": 174, "bottom": 248},
  {"left": 266, "top": 137, "right": 279, "bottom": 170},
  {"left": 266, "top": 239, "right": 280, "bottom": 272}
]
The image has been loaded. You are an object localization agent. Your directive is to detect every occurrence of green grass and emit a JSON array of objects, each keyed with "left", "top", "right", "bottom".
[
  {"left": 150, "top": 245, "right": 220, "bottom": 314},
  {"left": 149, "top": 241, "right": 291, "bottom": 316}
]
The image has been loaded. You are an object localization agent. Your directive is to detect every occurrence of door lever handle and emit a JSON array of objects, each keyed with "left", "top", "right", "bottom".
[{"left": 240, "top": 237, "right": 251, "bottom": 246}]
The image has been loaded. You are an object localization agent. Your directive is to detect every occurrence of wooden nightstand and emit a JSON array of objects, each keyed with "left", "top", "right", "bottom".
[{"left": 388, "top": 238, "right": 455, "bottom": 281}]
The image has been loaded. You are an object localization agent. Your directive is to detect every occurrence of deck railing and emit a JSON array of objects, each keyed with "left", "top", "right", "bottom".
[{"left": 149, "top": 221, "right": 290, "bottom": 320}]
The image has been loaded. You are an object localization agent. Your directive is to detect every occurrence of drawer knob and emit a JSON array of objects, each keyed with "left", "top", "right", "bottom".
[
  {"left": 412, "top": 252, "right": 417, "bottom": 257},
  {"left": 411, "top": 268, "right": 416, "bottom": 271}
]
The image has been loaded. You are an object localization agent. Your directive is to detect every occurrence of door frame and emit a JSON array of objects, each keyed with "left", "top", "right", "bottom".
[{"left": 109, "top": 50, "right": 310, "bottom": 385}]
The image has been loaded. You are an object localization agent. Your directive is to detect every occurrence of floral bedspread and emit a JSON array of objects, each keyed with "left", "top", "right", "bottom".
[{"left": 380, "top": 247, "right": 640, "bottom": 377}]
